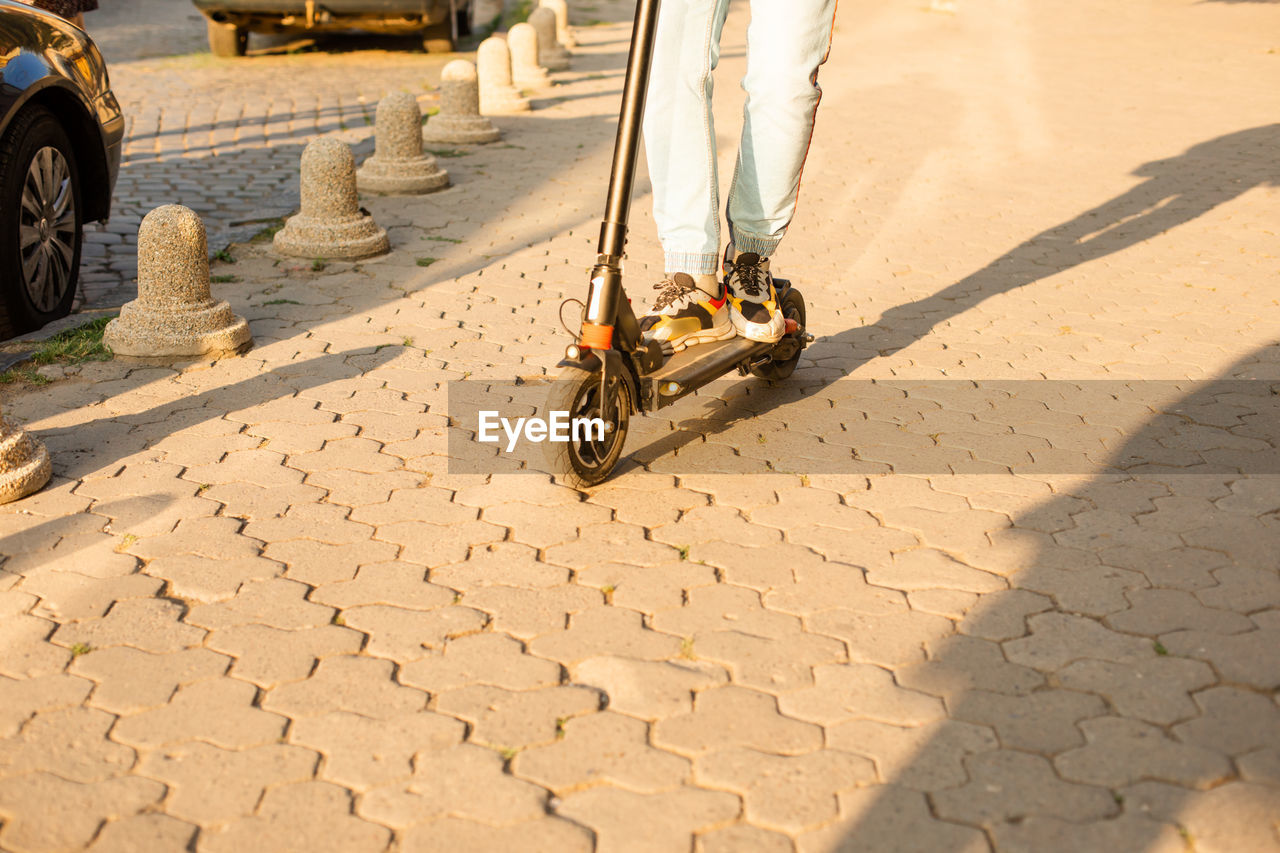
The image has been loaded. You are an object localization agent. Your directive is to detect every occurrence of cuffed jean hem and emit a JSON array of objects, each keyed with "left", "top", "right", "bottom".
[
  {"left": 730, "top": 229, "right": 783, "bottom": 258},
  {"left": 664, "top": 251, "right": 721, "bottom": 276}
]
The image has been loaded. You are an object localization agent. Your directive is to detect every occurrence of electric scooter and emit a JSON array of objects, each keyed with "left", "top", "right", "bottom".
[{"left": 545, "top": 0, "right": 811, "bottom": 487}]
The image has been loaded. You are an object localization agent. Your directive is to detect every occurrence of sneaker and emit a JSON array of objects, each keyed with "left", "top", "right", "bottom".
[
  {"left": 725, "top": 251, "right": 785, "bottom": 343},
  {"left": 638, "top": 273, "right": 735, "bottom": 352}
]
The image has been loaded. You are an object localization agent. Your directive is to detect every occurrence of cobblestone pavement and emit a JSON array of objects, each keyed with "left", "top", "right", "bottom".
[
  {"left": 78, "top": 0, "right": 463, "bottom": 311},
  {"left": 4, "top": 0, "right": 1280, "bottom": 851}
]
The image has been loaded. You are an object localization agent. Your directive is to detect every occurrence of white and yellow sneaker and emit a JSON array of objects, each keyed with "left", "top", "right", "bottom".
[{"left": 724, "top": 251, "right": 785, "bottom": 343}]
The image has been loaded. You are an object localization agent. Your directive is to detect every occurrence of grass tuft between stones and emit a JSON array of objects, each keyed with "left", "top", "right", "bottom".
[{"left": 0, "top": 315, "right": 116, "bottom": 385}]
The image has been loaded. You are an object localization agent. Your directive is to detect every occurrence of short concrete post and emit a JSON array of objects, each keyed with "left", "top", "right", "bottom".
[
  {"left": 275, "top": 137, "right": 390, "bottom": 259},
  {"left": 424, "top": 60, "right": 502, "bottom": 144},
  {"left": 509, "top": 23, "right": 551, "bottom": 90},
  {"left": 357, "top": 93, "right": 450, "bottom": 194},
  {"left": 103, "top": 205, "right": 252, "bottom": 358},
  {"left": 529, "top": 7, "right": 570, "bottom": 71},
  {"left": 541, "top": 0, "right": 576, "bottom": 48},
  {"left": 477, "top": 36, "right": 530, "bottom": 114},
  {"left": 0, "top": 406, "right": 51, "bottom": 505}
]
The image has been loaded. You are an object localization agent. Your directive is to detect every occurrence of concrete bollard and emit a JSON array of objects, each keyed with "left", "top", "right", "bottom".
[
  {"left": 541, "top": 0, "right": 576, "bottom": 48},
  {"left": 357, "top": 93, "right": 450, "bottom": 194},
  {"left": 529, "top": 7, "right": 570, "bottom": 72},
  {"left": 423, "top": 60, "right": 502, "bottom": 144},
  {"left": 103, "top": 205, "right": 252, "bottom": 358},
  {"left": 509, "top": 23, "right": 551, "bottom": 90},
  {"left": 275, "top": 137, "right": 390, "bottom": 259},
  {"left": 0, "top": 407, "right": 51, "bottom": 505},
  {"left": 477, "top": 36, "right": 530, "bottom": 114}
]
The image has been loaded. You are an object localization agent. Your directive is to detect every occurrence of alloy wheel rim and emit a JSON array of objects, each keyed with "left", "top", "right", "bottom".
[{"left": 18, "top": 146, "right": 76, "bottom": 313}]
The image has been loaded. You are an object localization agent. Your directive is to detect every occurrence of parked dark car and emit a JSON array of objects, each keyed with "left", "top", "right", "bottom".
[
  {"left": 191, "top": 0, "right": 474, "bottom": 57},
  {"left": 0, "top": 0, "right": 123, "bottom": 339}
]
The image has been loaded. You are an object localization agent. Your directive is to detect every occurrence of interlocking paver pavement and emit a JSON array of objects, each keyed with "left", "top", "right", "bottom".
[{"left": 2, "top": 0, "right": 1280, "bottom": 850}]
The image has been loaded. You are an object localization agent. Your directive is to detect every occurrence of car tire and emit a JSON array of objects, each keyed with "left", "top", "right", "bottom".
[
  {"left": 422, "top": 22, "right": 454, "bottom": 53},
  {"left": 207, "top": 19, "right": 249, "bottom": 57},
  {"left": 0, "top": 105, "right": 82, "bottom": 339}
]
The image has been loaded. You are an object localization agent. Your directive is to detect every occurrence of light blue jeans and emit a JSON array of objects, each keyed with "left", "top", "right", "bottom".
[{"left": 642, "top": 0, "right": 838, "bottom": 275}]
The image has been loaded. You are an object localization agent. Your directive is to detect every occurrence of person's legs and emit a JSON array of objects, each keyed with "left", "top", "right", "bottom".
[
  {"left": 642, "top": 0, "right": 732, "bottom": 280},
  {"left": 726, "top": 0, "right": 837, "bottom": 259}
]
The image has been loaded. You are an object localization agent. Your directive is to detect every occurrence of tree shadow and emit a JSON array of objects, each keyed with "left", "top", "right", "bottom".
[{"left": 817, "top": 341, "right": 1280, "bottom": 851}]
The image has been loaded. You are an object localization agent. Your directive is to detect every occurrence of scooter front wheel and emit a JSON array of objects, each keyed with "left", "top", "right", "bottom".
[{"left": 544, "top": 365, "right": 630, "bottom": 488}]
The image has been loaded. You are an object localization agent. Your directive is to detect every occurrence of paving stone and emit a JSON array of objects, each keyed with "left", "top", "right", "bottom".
[
  {"left": 267, "top": 539, "right": 403, "bottom": 586},
  {"left": 1125, "top": 780, "right": 1280, "bottom": 853},
  {"left": 576, "top": 560, "right": 718, "bottom": 614},
  {"left": 0, "top": 772, "right": 165, "bottom": 853},
  {"left": 1160, "top": 627, "right": 1280, "bottom": 688},
  {"left": 431, "top": 541, "right": 570, "bottom": 591},
  {"left": 950, "top": 688, "right": 1106, "bottom": 753},
  {"left": 186, "top": 578, "right": 335, "bottom": 630},
  {"left": 264, "top": 656, "right": 427, "bottom": 719},
  {"left": 343, "top": 604, "right": 486, "bottom": 660},
  {"left": 869, "top": 549, "right": 1006, "bottom": 594},
  {"left": 20, "top": 571, "right": 161, "bottom": 623},
  {"left": 400, "top": 816, "right": 594, "bottom": 853},
  {"left": 484, "top": 500, "right": 613, "bottom": 549},
  {"left": 807, "top": 607, "right": 956, "bottom": 669},
  {"left": 763, "top": 564, "right": 907, "bottom": 618},
  {"left": 137, "top": 741, "right": 319, "bottom": 824},
  {"left": 51, "top": 597, "right": 205, "bottom": 654},
  {"left": 514, "top": 711, "right": 690, "bottom": 794},
  {"left": 544, "top": 521, "right": 681, "bottom": 569},
  {"left": 1238, "top": 746, "right": 1280, "bottom": 785},
  {"left": 585, "top": 484, "right": 708, "bottom": 527},
  {"left": 311, "top": 560, "right": 453, "bottom": 610},
  {"left": 555, "top": 787, "right": 741, "bottom": 853},
  {"left": 827, "top": 719, "right": 999, "bottom": 791},
  {"left": 795, "top": 785, "right": 989, "bottom": 853},
  {"left": 1107, "top": 588, "right": 1254, "bottom": 635},
  {"left": 0, "top": 674, "right": 92, "bottom": 737},
  {"left": 185, "top": 449, "right": 304, "bottom": 489},
  {"left": 654, "top": 685, "right": 824, "bottom": 756},
  {"left": 399, "top": 632, "right": 562, "bottom": 693},
  {"left": 897, "top": 634, "right": 1044, "bottom": 698},
  {"left": 652, "top": 585, "right": 802, "bottom": 640},
  {"left": 0, "top": 707, "right": 135, "bottom": 783},
  {"left": 695, "top": 747, "right": 875, "bottom": 833},
  {"left": 129, "top": 516, "right": 262, "bottom": 561},
  {"left": 147, "top": 553, "right": 286, "bottom": 603},
  {"left": 696, "top": 824, "right": 794, "bottom": 853},
  {"left": 436, "top": 684, "right": 600, "bottom": 750},
  {"left": 199, "top": 781, "right": 391, "bottom": 853},
  {"left": 1172, "top": 686, "right": 1280, "bottom": 756},
  {"left": 86, "top": 814, "right": 198, "bottom": 853},
  {"left": 290, "top": 711, "right": 465, "bottom": 790},
  {"left": 348, "top": 486, "right": 478, "bottom": 527},
  {"left": 207, "top": 624, "right": 364, "bottom": 687},
  {"left": 202, "top": 482, "right": 329, "bottom": 522},
  {"left": 990, "top": 814, "right": 1186, "bottom": 853},
  {"left": 463, "top": 583, "right": 600, "bottom": 639},
  {"left": 694, "top": 630, "right": 846, "bottom": 693},
  {"left": 360, "top": 744, "right": 548, "bottom": 829},
  {"left": 70, "top": 646, "right": 230, "bottom": 714},
  {"left": 572, "top": 656, "right": 729, "bottom": 721},
  {"left": 1002, "top": 612, "right": 1154, "bottom": 671},
  {"left": 1056, "top": 716, "right": 1232, "bottom": 789},
  {"left": 530, "top": 607, "right": 682, "bottom": 664},
  {"left": 375, "top": 519, "right": 508, "bottom": 566},
  {"left": 932, "top": 750, "right": 1118, "bottom": 827},
  {"left": 778, "top": 663, "right": 944, "bottom": 727},
  {"left": 1015, "top": 563, "right": 1149, "bottom": 617},
  {"left": 1057, "top": 657, "right": 1216, "bottom": 725},
  {"left": 1195, "top": 565, "right": 1280, "bottom": 612},
  {"left": 114, "top": 677, "right": 287, "bottom": 749}
]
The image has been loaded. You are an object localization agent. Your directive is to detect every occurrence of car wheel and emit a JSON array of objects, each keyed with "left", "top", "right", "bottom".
[
  {"left": 422, "top": 22, "right": 454, "bottom": 53},
  {"left": 0, "top": 105, "right": 81, "bottom": 338},
  {"left": 207, "top": 19, "right": 249, "bottom": 57}
]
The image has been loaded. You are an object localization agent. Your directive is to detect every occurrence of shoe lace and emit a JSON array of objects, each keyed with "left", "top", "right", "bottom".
[
  {"left": 651, "top": 277, "right": 695, "bottom": 311},
  {"left": 734, "top": 258, "right": 764, "bottom": 297}
]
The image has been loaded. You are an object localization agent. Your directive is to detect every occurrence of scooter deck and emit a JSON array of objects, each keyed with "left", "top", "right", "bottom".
[{"left": 642, "top": 335, "right": 774, "bottom": 411}]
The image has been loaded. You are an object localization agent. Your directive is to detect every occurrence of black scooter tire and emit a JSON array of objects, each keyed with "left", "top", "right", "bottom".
[
  {"left": 543, "top": 364, "right": 630, "bottom": 488},
  {"left": 750, "top": 287, "right": 806, "bottom": 381}
]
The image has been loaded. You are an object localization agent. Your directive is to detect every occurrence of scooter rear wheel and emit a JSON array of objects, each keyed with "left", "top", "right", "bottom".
[
  {"left": 544, "top": 365, "right": 630, "bottom": 488},
  {"left": 750, "top": 288, "right": 807, "bottom": 381}
]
